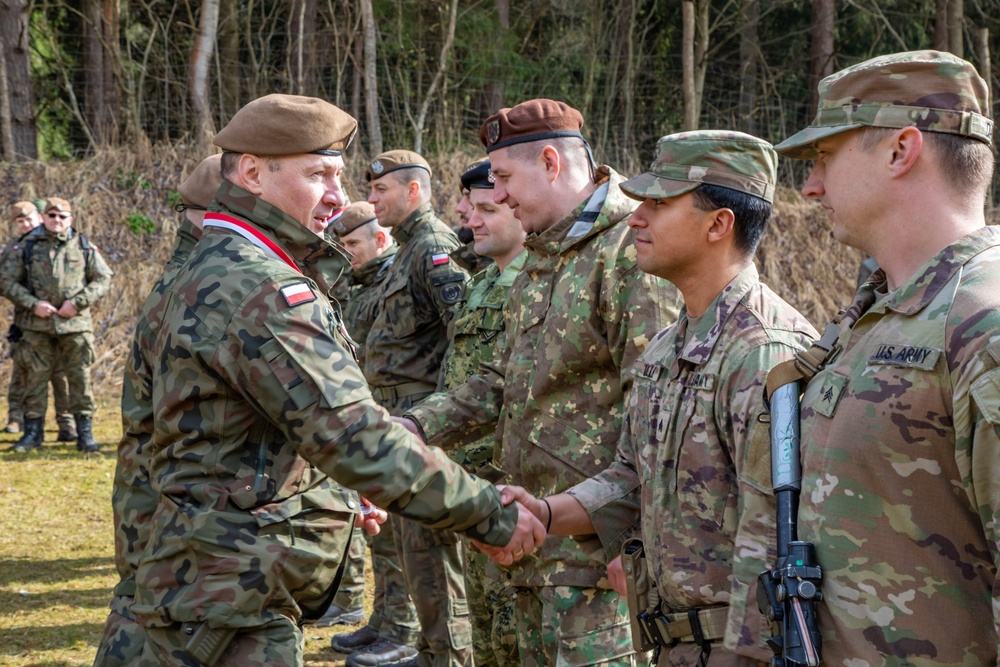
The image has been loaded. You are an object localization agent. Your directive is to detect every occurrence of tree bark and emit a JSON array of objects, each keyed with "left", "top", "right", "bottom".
[
  {"left": 361, "top": 0, "right": 382, "bottom": 155},
  {"left": 934, "top": 0, "right": 949, "bottom": 51},
  {"left": 948, "top": 0, "right": 963, "bottom": 58},
  {"left": 82, "top": 0, "right": 121, "bottom": 145},
  {"left": 483, "top": 0, "right": 510, "bottom": 117},
  {"left": 682, "top": 1, "right": 697, "bottom": 130},
  {"left": 737, "top": 0, "right": 760, "bottom": 135},
  {"left": 287, "top": 0, "right": 318, "bottom": 96},
  {"left": 190, "top": 0, "right": 220, "bottom": 152},
  {"left": 217, "top": 0, "right": 240, "bottom": 120},
  {"left": 809, "top": 0, "right": 835, "bottom": 118},
  {"left": 0, "top": 0, "right": 35, "bottom": 159},
  {"left": 693, "top": 0, "right": 709, "bottom": 129},
  {"left": 413, "top": 0, "right": 458, "bottom": 153}
]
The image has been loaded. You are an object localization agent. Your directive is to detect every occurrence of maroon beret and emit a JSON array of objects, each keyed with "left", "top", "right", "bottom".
[{"left": 479, "top": 99, "right": 585, "bottom": 153}]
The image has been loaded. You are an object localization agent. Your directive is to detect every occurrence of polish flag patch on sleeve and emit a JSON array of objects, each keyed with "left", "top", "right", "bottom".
[
  {"left": 431, "top": 253, "right": 450, "bottom": 266},
  {"left": 280, "top": 281, "right": 317, "bottom": 307}
]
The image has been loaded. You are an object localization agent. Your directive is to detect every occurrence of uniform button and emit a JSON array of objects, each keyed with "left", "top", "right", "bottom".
[
  {"left": 245, "top": 485, "right": 252, "bottom": 491},
  {"left": 346, "top": 500, "right": 356, "bottom": 509}
]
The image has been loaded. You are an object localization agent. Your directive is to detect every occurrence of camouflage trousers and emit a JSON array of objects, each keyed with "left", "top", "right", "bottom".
[
  {"left": 367, "top": 514, "right": 420, "bottom": 645},
  {"left": 514, "top": 585, "right": 639, "bottom": 667},
  {"left": 16, "top": 330, "right": 95, "bottom": 417},
  {"left": 462, "top": 539, "right": 518, "bottom": 667},
  {"left": 332, "top": 526, "right": 367, "bottom": 611},
  {"left": 134, "top": 617, "right": 303, "bottom": 667},
  {"left": 93, "top": 598, "right": 145, "bottom": 666},
  {"left": 7, "top": 340, "right": 73, "bottom": 427},
  {"left": 395, "top": 513, "right": 473, "bottom": 667}
]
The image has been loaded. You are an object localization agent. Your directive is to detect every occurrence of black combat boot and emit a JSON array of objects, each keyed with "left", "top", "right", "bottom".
[
  {"left": 11, "top": 417, "right": 43, "bottom": 452},
  {"left": 56, "top": 418, "right": 78, "bottom": 442},
  {"left": 75, "top": 414, "right": 99, "bottom": 453}
]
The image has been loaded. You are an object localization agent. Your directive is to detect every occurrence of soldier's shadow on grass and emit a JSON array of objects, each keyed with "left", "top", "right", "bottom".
[
  {"left": 0, "top": 440, "right": 115, "bottom": 461},
  {"left": 0, "top": 620, "right": 106, "bottom": 657},
  {"left": 0, "top": 556, "right": 113, "bottom": 587}
]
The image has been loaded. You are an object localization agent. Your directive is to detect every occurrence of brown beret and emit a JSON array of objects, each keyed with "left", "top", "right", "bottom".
[
  {"left": 213, "top": 94, "right": 358, "bottom": 156},
  {"left": 11, "top": 201, "right": 36, "bottom": 220},
  {"left": 365, "top": 150, "right": 432, "bottom": 182},
  {"left": 178, "top": 154, "right": 224, "bottom": 208},
  {"left": 332, "top": 202, "right": 378, "bottom": 237},
  {"left": 44, "top": 197, "right": 72, "bottom": 214},
  {"left": 480, "top": 99, "right": 585, "bottom": 153}
]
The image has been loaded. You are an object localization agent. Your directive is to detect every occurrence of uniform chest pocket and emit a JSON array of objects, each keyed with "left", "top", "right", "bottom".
[
  {"left": 381, "top": 275, "right": 418, "bottom": 338},
  {"left": 630, "top": 370, "right": 668, "bottom": 485}
]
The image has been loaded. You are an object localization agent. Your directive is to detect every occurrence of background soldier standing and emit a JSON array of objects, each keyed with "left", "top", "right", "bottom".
[
  {"left": 402, "top": 99, "right": 680, "bottom": 666},
  {"left": 776, "top": 51, "right": 1000, "bottom": 666},
  {"left": 351, "top": 150, "right": 471, "bottom": 667},
  {"left": 92, "top": 153, "right": 219, "bottom": 667},
  {"left": 0, "top": 197, "right": 113, "bottom": 453}
]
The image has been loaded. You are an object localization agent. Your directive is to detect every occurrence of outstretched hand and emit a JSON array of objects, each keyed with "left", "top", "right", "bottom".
[
  {"left": 354, "top": 497, "right": 388, "bottom": 536},
  {"left": 471, "top": 500, "right": 546, "bottom": 566}
]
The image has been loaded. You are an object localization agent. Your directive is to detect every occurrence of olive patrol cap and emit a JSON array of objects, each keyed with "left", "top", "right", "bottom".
[
  {"left": 44, "top": 197, "right": 72, "bottom": 214},
  {"left": 777, "top": 49, "right": 993, "bottom": 159},
  {"left": 213, "top": 94, "right": 358, "bottom": 156},
  {"left": 461, "top": 160, "right": 493, "bottom": 190},
  {"left": 365, "top": 150, "right": 432, "bottom": 182},
  {"left": 178, "top": 154, "right": 223, "bottom": 209},
  {"left": 11, "top": 201, "right": 36, "bottom": 219},
  {"left": 332, "top": 202, "right": 378, "bottom": 237},
  {"left": 621, "top": 130, "right": 777, "bottom": 204},
  {"left": 480, "top": 99, "right": 585, "bottom": 153}
]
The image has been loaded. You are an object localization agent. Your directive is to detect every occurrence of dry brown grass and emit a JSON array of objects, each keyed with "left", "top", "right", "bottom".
[{"left": 0, "top": 145, "right": 982, "bottom": 665}]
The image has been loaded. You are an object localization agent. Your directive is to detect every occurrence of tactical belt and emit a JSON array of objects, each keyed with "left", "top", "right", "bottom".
[
  {"left": 647, "top": 604, "right": 728, "bottom": 646},
  {"left": 372, "top": 381, "right": 436, "bottom": 404}
]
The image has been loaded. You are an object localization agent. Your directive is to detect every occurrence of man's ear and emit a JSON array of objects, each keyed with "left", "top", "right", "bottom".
[
  {"left": 705, "top": 207, "right": 735, "bottom": 244},
  {"left": 540, "top": 145, "right": 561, "bottom": 182},
  {"left": 886, "top": 126, "right": 923, "bottom": 178},
  {"left": 237, "top": 154, "right": 265, "bottom": 195}
]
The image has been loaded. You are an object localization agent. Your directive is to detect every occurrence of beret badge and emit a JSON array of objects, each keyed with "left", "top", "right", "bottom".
[{"left": 486, "top": 119, "right": 500, "bottom": 146}]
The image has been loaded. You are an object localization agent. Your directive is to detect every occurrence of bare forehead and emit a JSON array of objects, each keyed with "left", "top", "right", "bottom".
[{"left": 286, "top": 153, "right": 344, "bottom": 171}]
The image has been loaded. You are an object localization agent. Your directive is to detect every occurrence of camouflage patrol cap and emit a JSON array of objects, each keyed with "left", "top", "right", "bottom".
[
  {"left": 777, "top": 50, "right": 993, "bottom": 159},
  {"left": 480, "top": 99, "right": 585, "bottom": 153},
  {"left": 44, "top": 197, "right": 72, "bottom": 214},
  {"left": 332, "top": 201, "right": 378, "bottom": 237},
  {"left": 365, "top": 150, "right": 432, "bottom": 182},
  {"left": 461, "top": 160, "right": 493, "bottom": 190},
  {"left": 178, "top": 154, "right": 223, "bottom": 208},
  {"left": 213, "top": 94, "right": 358, "bottom": 156},
  {"left": 621, "top": 130, "right": 777, "bottom": 203},
  {"left": 11, "top": 201, "right": 36, "bottom": 219}
]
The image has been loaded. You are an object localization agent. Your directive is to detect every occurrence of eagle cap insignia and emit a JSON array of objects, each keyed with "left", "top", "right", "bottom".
[
  {"left": 487, "top": 119, "right": 500, "bottom": 145},
  {"left": 370, "top": 159, "right": 384, "bottom": 175}
]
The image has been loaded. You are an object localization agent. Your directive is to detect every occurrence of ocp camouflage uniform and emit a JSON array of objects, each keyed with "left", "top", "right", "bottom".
[
  {"left": 364, "top": 204, "right": 473, "bottom": 667},
  {"left": 407, "top": 167, "right": 681, "bottom": 666},
  {"left": 436, "top": 251, "right": 527, "bottom": 667},
  {"left": 796, "top": 227, "right": 1000, "bottom": 666},
  {"left": 133, "top": 181, "right": 518, "bottom": 664},
  {"left": 0, "top": 225, "right": 113, "bottom": 418},
  {"left": 93, "top": 218, "right": 202, "bottom": 667},
  {"left": 333, "top": 242, "right": 405, "bottom": 624},
  {"left": 571, "top": 265, "right": 817, "bottom": 666}
]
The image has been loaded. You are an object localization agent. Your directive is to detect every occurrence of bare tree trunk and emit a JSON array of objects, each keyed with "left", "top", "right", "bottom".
[
  {"left": 190, "top": 0, "right": 220, "bottom": 152},
  {"left": 948, "top": 0, "right": 963, "bottom": 58},
  {"left": 217, "top": 0, "right": 240, "bottom": 120},
  {"left": 737, "top": 0, "right": 760, "bottom": 135},
  {"left": 620, "top": 0, "right": 638, "bottom": 160},
  {"left": 693, "top": 0, "right": 709, "bottom": 128},
  {"left": 682, "top": 1, "right": 697, "bottom": 130},
  {"left": 934, "top": 0, "right": 949, "bottom": 51},
  {"left": 287, "top": 0, "right": 318, "bottom": 96},
  {"left": 82, "top": 0, "right": 121, "bottom": 145},
  {"left": 809, "top": 0, "right": 835, "bottom": 118},
  {"left": 483, "top": 0, "right": 509, "bottom": 117},
  {"left": 0, "top": 47, "right": 14, "bottom": 161},
  {"left": 0, "top": 0, "right": 35, "bottom": 159},
  {"left": 412, "top": 0, "right": 457, "bottom": 153},
  {"left": 361, "top": 0, "right": 382, "bottom": 155},
  {"left": 351, "top": 32, "right": 362, "bottom": 147}
]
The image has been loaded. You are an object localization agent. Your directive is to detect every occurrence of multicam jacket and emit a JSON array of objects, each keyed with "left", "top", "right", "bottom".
[
  {"left": 407, "top": 168, "right": 681, "bottom": 588},
  {"left": 363, "top": 206, "right": 469, "bottom": 397},
  {"left": 110, "top": 219, "right": 201, "bottom": 614},
  {"left": 436, "top": 251, "right": 527, "bottom": 473},
  {"left": 798, "top": 226, "right": 1000, "bottom": 666},
  {"left": 0, "top": 225, "right": 113, "bottom": 334},
  {"left": 570, "top": 265, "right": 816, "bottom": 660},
  {"left": 133, "top": 181, "right": 517, "bottom": 630},
  {"left": 339, "top": 244, "right": 398, "bottom": 369}
]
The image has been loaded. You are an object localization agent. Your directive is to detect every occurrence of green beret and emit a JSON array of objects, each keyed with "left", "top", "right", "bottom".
[
  {"left": 332, "top": 202, "right": 378, "bottom": 237},
  {"left": 777, "top": 50, "right": 993, "bottom": 159},
  {"left": 214, "top": 94, "right": 358, "bottom": 156},
  {"left": 480, "top": 99, "right": 585, "bottom": 153},
  {"left": 365, "top": 150, "right": 432, "bottom": 182},
  {"left": 621, "top": 130, "right": 777, "bottom": 204},
  {"left": 178, "top": 154, "right": 223, "bottom": 209},
  {"left": 11, "top": 201, "right": 36, "bottom": 219}
]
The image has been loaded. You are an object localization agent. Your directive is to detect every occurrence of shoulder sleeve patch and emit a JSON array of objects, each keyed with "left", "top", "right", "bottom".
[
  {"left": 440, "top": 282, "right": 464, "bottom": 304},
  {"left": 280, "top": 281, "right": 317, "bottom": 307}
]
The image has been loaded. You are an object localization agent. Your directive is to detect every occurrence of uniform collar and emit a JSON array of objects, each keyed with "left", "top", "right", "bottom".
[
  {"left": 675, "top": 264, "right": 760, "bottom": 367},
  {"left": 390, "top": 205, "right": 433, "bottom": 246},
  {"left": 352, "top": 244, "right": 398, "bottom": 286}
]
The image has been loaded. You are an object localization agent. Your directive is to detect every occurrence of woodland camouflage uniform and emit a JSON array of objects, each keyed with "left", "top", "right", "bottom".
[{"left": 407, "top": 166, "right": 681, "bottom": 666}]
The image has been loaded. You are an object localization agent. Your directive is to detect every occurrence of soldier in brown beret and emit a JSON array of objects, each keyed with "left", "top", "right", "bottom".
[
  {"left": 772, "top": 50, "right": 1000, "bottom": 667},
  {"left": 132, "top": 95, "right": 544, "bottom": 667},
  {"left": 341, "top": 148, "right": 472, "bottom": 667},
  {"left": 399, "top": 98, "right": 682, "bottom": 665}
]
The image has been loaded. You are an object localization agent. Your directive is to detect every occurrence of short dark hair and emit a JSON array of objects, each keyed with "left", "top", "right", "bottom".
[
  {"left": 690, "top": 184, "right": 772, "bottom": 256},
  {"left": 220, "top": 151, "right": 282, "bottom": 178}
]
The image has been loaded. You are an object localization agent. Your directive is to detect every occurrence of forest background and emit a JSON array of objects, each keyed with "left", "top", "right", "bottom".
[{"left": 1, "top": 1, "right": 1000, "bottom": 665}]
